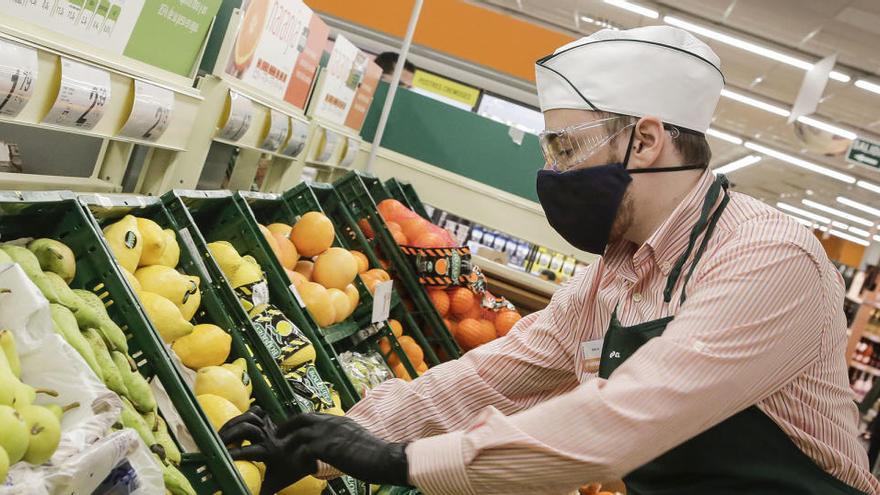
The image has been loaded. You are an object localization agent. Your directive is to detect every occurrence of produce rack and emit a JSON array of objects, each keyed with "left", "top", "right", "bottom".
[
  {"left": 159, "top": 190, "right": 358, "bottom": 409},
  {"left": 0, "top": 191, "right": 248, "bottom": 494},
  {"left": 333, "top": 171, "right": 461, "bottom": 362},
  {"left": 383, "top": 178, "right": 431, "bottom": 221}
]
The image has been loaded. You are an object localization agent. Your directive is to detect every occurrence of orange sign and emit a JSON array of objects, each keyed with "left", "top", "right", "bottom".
[
  {"left": 344, "top": 61, "right": 382, "bottom": 131},
  {"left": 284, "top": 13, "right": 330, "bottom": 109}
]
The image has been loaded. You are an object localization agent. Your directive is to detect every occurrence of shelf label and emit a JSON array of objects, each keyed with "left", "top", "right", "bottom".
[
  {"left": 316, "top": 129, "right": 340, "bottom": 163},
  {"left": 339, "top": 137, "right": 359, "bottom": 168},
  {"left": 118, "top": 79, "right": 174, "bottom": 141},
  {"left": 251, "top": 280, "right": 269, "bottom": 307},
  {"left": 282, "top": 118, "right": 309, "bottom": 157},
  {"left": 217, "top": 90, "right": 253, "bottom": 141},
  {"left": 0, "top": 39, "right": 38, "bottom": 118},
  {"left": 43, "top": 57, "right": 111, "bottom": 130},
  {"left": 260, "top": 109, "right": 289, "bottom": 152},
  {"left": 371, "top": 280, "right": 393, "bottom": 323}
]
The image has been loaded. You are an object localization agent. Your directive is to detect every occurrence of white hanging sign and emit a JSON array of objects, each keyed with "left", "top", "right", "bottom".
[
  {"left": 217, "top": 90, "right": 254, "bottom": 141},
  {"left": 260, "top": 109, "right": 289, "bottom": 152},
  {"left": 118, "top": 80, "right": 174, "bottom": 141},
  {"left": 371, "top": 280, "right": 393, "bottom": 323},
  {"left": 317, "top": 130, "right": 340, "bottom": 163},
  {"left": 0, "top": 39, "right": 39, "bottom": 118},
  {"left": 282, "top": 118, "right": 309, "bottom": 157},
  {"left": 43, "top": 57, "right": 111, "bottom": 130},
  {"left": 339, "top": 137, "right": 359, "bottom": 168}
]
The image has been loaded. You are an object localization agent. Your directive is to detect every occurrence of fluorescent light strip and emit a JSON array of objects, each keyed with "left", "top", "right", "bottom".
[
  {"left": 801, "top": 198, "right": 873, "bottom": 226},
  {"left": 837, "top": 197, "right": 880, "bottom": 218},
  {"left": 776, "top": 202, "right": 831, "bottom": 224},
  {"left": 857, "top": 181, "right": 880, "bottom": 195},
  {"left": 714, "top": 155, "right": 761, "bottom": 174},
  {"left": 663, "top": 16, "right": 849, "bottom": 82},
  {"left": 856, "top": 79, "right": 880, "bottom": 95},
  {"left": 792, "top": 217, "right": 814, "bottom": 227},
  {"left": 744, "top": 142, "right": 855, "bottom": 183},
  {"left": 721, "top": 89, "right": 790, "bottom": 116},
  {"left": 849, "top": 226, "right": 871, "bottom": 237},
  {"left": 795, "top": 116, "right": 858, "bottom": 140},
  {"left": 706, "top": 127, "right": 743, "bottom": 145},
  {"left": 832, "top": 220, "right": 849, "bottom": 229},
  {"left": 829, "top": 229, "right": 870, "bottom": 246},
  {"left": 603, "top": 0, "right": 659, "bottom": 18}
]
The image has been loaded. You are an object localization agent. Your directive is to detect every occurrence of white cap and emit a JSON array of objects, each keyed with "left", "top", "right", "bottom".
[{"left": 535, "top": 25, "right": 724, "bottom": 133}]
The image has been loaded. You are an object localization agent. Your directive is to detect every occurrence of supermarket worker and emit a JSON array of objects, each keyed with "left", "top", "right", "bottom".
[{"left": 221, "top": 26, "right": 880, "bottom": 495}]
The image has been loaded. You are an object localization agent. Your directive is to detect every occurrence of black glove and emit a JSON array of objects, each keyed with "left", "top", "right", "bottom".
[
  {"left": 219, "top": 406, "right": 316, "bottom": 495},
  {"left": 277, "top": 413, "right": 410, "bottom": 487}
]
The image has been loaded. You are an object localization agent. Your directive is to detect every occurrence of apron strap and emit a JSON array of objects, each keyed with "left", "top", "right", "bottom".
[
  {"left": 678, "top": 188, "right": 730, "bottom": 305},
  {"left": 663, "top": 175, "right": 728, "bottom": 303}
]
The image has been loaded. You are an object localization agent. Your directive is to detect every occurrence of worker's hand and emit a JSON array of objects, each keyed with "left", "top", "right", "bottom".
[
  {"left": 220, "top": 406, "right": 316, "bottom": 495},
  {"left": 579, "top": 483, "right": 603, "bottom": 495},
  {"left": 277, "top": 413, "right": 410, "bottom": 487}
]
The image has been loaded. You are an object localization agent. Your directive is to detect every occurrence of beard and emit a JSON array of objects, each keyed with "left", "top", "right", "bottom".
[{"left": 608, "top": 187, "right": 634, "bottom": 244}]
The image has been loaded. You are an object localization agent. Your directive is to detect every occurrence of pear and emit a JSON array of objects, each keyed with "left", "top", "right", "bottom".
[
  {"left": 27, "top": 238, "right": 76, "bottom": 283},
  {"left": 49, "top": 304, "right": 100, "bottom": 376},
  {"left": 0, "top": 249, "right": 11, "bottom": 265},
  {"left": 45, "top": 401, "right": 79, "bottom": 420},
  {"left": 121, "top": 268, "right": 141, "bottom": 293},
  {"left": 172, "top": 324, "right": 231, "bottom": 369},
  {"left": 0, "top": 445, "right": 8, "bottom": 483},
  {"left": 119, "top": 397, "right": 157, "bottom": 450},
  {"left": 152, "top": 413, "right": 181, "bottom": 466},
  {"left": 221, "top": 358, "right": 252, "bottom": 397},
  {"left": 43, "top": 271, "right": 81, "bottom": 309},
  {"left": 72, "top": 289, "right": 128, "bottom": 353},
  {"left": 1, "top": 244, "right": 59, "bottom": 303},
  {"left": 103, "top": 215, "right": 142, "bottom": 273},
  {"left": 0, "top": 347, "right": 56, "bottom": 409},
  {"left": 0, "top": 330, "right": 21, "bottom": 378},
  {"left": 194, "top": 366, "right": 249, "bottom": 412},
  {"left": 206, "top": 241, "right": 243, "bottom": 277},
  {"left": 0, "top": 405, "right": 29, "bottom": 464},
  {"left": 19, "top": 404, "right": 62, "bottom": 464},
  {"left": 138, "top": 291, "right": 193, "bottom": 344},
  {"left": 135, "top": 218, "right": 167, "bottom": 267},
  {"left": 155, "top": 230, "right": 180, "bottom": 268},
  {"left": 82, "top": 328, "right": 128, "bottom": 397},
  {"left": 160, "top": 460, "right": 197, "bottom": 495},
  {"left": 111, "top": 351, "right": 156, "bottom": 413},
  {"left": 134, "top": 266, "right": 200, "bottom": 320}
]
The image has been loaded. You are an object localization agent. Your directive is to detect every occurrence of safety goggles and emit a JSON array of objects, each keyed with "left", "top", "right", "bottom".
[{"left": 539, "top": 116, "right": 634, "bottom": 173}]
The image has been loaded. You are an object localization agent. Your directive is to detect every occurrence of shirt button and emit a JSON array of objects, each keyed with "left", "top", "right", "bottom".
[
  {"left": 632, "top": 293, "right": 644, "bottom": 303},
  {"left": 660, "top": 261, "right": 672, "bottom": 275}
]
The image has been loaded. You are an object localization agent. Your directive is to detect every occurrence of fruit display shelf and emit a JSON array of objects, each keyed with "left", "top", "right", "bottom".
[
  {"left": 160, "top": 190, "right": 359, "bottom": 410},
  {"left": 383, "top": 178, "right": 431, "bottom": 221},
  {"left": 78, "top": 194, "right": 296, "bottom": 421},
  {"left": 333, "top": 171, "right": 462, "bottom": 362},
  {"left": 279, "top": 182, "right": 425, "bottom": 379},
  {"left": 0, "top": 191, "right": 248, "bottom": 495}
]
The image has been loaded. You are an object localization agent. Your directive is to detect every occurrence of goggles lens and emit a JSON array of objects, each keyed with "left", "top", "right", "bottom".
[{"left": 540, "top": 117, "right": 634, "bottom": 172}]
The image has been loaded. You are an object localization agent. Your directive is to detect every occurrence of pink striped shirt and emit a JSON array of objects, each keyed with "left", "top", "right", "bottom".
[{"left": 341, "top": 171, "right": 880, "bottom": 494}]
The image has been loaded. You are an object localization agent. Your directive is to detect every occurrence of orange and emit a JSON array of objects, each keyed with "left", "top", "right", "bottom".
[
  {"left": 358, "top": 218, "right": 374, "bottom": 239},
  {"left": 379, "top": 258, "right": 391, "bottom": 270},
  {"left": 399, "top": 217, "right": 430, "bottom": 243},
  {"left": 413, "top": 231, "right": 449, "bottom": 248},
  {"left": 286, "top": 268, "right": 308, "bottom": 288},
  {"left": 391, "top": 230, "right": 408, "bottom": 245},
  {"left": 386, "top": 221, "right": 403, "bottom": 234},
  {"left": 397, "top": 335, "right": 424, "bottom": 365},
  {"left": 313, "top": 247, "right": 358, "bottom": 290},
  {"left": 267, "top": 223, "right": 292, "bottom": 237},
  {"left": 456, "top": 318, "right": 495, "bottom": 350},
  {"left": 298, "top": 282, "right": 335, "bottom": 327},
  {"left": 359, "top": 273, "right": 380, "bottom": 294},
  {"left": 449, "top": 287, "right": 475, "bottom": 317},
  {"left": 377, "top": 199, "right": 415, "bottom": 223},
  {"left": 478, "top": 319, "right": 496, "bottom": 338},
  {"left": 343, "top": 284, "right": 359, "bottom": 313},
  {"left": 365, "top": 269, "right": 390, "bottom": 282},
  {"left": 495, "top": 310, "right": 522, "bottom": 337},
  {"left": 427, "top": 289, "right": 450, "bottom": 316},
  {"left": 378, "top": 337, "right": 392, "bottom": 357},
  {"left": 294, "top": 260, "right": 314, "bottom": 280},
  {"left": 442, "top": 318, "right": 457, "bottom": 337},
  {"left": 462, "top": 304, "right": 481, "bottom": 320},
  {"left": 327, "top": 288, "right": 351, "bottom": 323},
  {"left": 232, "top": 0, "right": 269, "bottom": 70},
  {"left": 388, "top": 319, "right": 403, "bottom": 338},
  {"left": 258, "top": 224, "right": 280, "bottom": 257},
  {"left": 391, "top": 362, "right": 412, "bottom": 381},
  {"left": 350, "top": 250, "right": 369, "bottom": 273},
  {"left": 271, "top": 232, "right": 299, "bottom": 269},
  {"left": 291, "top": 212, "right": 335, "bottom": 257},
  {"left": 415, "top": 361, "right": 428, "bottom": 374}
]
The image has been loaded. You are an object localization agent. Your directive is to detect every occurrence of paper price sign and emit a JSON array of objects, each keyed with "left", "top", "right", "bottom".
[
  {"left": 317, "top": 130, "right": 341, "bottom": 163},
  {"left": 339, "top": 137, "right": 359, "bottom": 168},
  {"left": 0, "top": 39, "right": 39, "bottom": 118},
  {"left": 217, "top": 90, "right": 254, "bottom": 141},
  {"left": 43, "top": 58, "right": 111, "bottom": 130},
  {"left": 261, "top": 109, "right": 289, "bottom": 152},
  {"left": 282, "top": 118, "right": 309, "bottom": 157},
  {"left": 371, "top": 280, "right": 393, "bottom": 323},
  {"left": 118, "top": 80, "right": 174, "bottom": 141}
]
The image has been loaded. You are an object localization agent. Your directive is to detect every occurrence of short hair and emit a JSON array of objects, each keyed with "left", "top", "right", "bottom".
[
  {"left": 374, "top": 52, "right": 416, "bottom": 75},
  {"left": 597, "top": 111, "right": 712, "bottom": 167}
]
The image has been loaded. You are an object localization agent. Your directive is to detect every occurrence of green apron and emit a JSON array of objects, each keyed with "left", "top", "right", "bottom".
[{"left": 597, "top": 175, "right": 867, "bottom": 495}]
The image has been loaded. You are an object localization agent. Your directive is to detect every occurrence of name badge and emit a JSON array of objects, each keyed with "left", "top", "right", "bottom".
[{"left": 581, "top": 339, "right": 603, "bottom": 374}]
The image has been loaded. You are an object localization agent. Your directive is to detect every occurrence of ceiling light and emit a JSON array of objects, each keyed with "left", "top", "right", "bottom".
[
  {"left": 580, "top": 15, "right": 596, "bottom": 23},
  {"left": 603, "top": 0, "right": 659, "bottom": 18},
  {"left": 849, "top": 226, "right": 871, "bottom": 237},
  {"left": 720, "top": 89, "right": 790, "bottom": 117},
  {"left": 706, "top": 128, "right": 743, "bottom": 145},
  {"left": 792, "top": 217, "right": 813, "bottom": 227},
  {"left": 856, "top": 79, "right": 880, "bottom": 95},
  {"left": 801, "top": 198, "right": 873, "bottom": 226},
  {"left": 829, "top": 229, "right": 870, "bottom": 246},
  {"left": 776, "top": 202, "right": 831, "bottom": 224},
  {"left": 744, "top": 142, "right": 855, "bottom": 183},
  {"left": 818, "top": 225, "right": 829, "bottom": 232},
  {"left": 795, "top": 116, "right": 858, "bottom": 140},
  {"left": 714, "top": 155, "right": 761, "bottom": 174},
  {"left": 837, "top": 196, "right": 880, "bottom": 218},
  {"left": 663, "top": 16, "right": 850, "bottom": 82},
  {"left": 832, "top": 220, "right": 849, "bottom": 229},
  {"left": 857, "top": 181, "right": 880, "bottom": 195}
]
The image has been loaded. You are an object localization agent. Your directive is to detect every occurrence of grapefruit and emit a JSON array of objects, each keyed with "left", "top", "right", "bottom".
[
  {"left": 378, "top": 337, "right": 392, "bottom": 358},
  {"left": 388, "top": 319, "right": 403, "bottom": 338},
  {"left": 233, "top": 0, "right": 270, "bottom": 71},
  {"left": 391, "top": 362, "right": 412, "bottom": 381},
  {"left": 267, "top": 223, "right": 292, "bottom": 236},
  {"left": 397, "top": 335, "right": 424, "bottom": 365},
  {"left": 360, "top": 274, "right": 380, "bottom": 294},
  {"left": 495, "top": 310, "right": 522, "bottom": 337},
  {"left": 285, "top": 268, "right": 308, "bottom": 288},
  {"left": 344, "top": 284, "right": 359, "bottom": 313},
  {"left": 350, "top": 250, "right": 369, "bottom": 273},
  {"left": 327, "top": 288, "right": 351, "bottom": 323},
  {"left": 365, "top": 268, "right": 390, "bottom": 283},
  {"left": 449, "top": 287, "right": 476, "bottom": 317},
  {"left": 313, "top": 247, "right": 358, "bottom": 290},
  {"left": 272, "top": 232, "right": 299, "bottom": 269},
  {"left": 456, "top": 318, "right": 495, "bottom": 350},
  {"left": 298, "top": 282, "right": 335, "bottom": 327},
  {"left": 291, "top": 212, "right": 335, "bottom": 257},
  {"left": 294, "top": 260, "right": 314, "bottom": 280},
  {"left": 427, "top": 289, "right": 450, "bottom": 316},
  {"left": 258, "top": 224, "right": 280, "bottom": 257},
  {"left": 416, "top": 361, "right": 428, "bottom": 374}
]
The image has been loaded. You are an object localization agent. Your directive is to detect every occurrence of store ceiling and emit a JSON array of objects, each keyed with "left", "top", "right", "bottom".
[{"left": 475, "top": 0, "right": 880, "bottom": 239}]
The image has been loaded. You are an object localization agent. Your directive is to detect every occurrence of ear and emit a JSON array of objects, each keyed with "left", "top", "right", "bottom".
[{"left": 627, "top": 116, "right": 665, "bottom": 170}]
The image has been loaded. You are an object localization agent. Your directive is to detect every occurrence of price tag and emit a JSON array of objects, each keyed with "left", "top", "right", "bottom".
[
  {"left": 217, "top": 90, "right": 254, "bottom": 141},
  {"left": 43, "top": 58, "right": 111, "bottom": 130},
  {"left": 317, "top": 130, "right": 341, "bottom": 163},
  {"left": 339, "top": 137, "right": 359, "bottom": 168},
  {"left": 371, "top": 280, "right": 393, "bottom": 323},
  {"left": 261, "top": 109, "right": 289, "bottom": 152},
  {"left": 118, "top": 80, "right": 174, "bottom": 142},
  {"left": 252, "top": 281, "right": 269, "bottom": 307},
  {"left": 581, "top": 339, "right": 603, "bottom": 374},
  {"left": 282, "top": 118, "right": 309, "bottom": 157},
  {"left": 178, "top": 228, "right": 212, "bottom": 285},
  {"left": 289, "top": 283, "right": 305, "bottom": 308},
  {"left": 0, "top": 39, "right": 38, "bottom": 118}
]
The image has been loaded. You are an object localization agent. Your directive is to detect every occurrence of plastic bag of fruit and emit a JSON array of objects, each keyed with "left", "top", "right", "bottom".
[{"left": 339, "top": 351, "right": 394, "bottom": 396}]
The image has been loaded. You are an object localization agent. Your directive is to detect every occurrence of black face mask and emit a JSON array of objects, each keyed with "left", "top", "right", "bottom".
[{"left": 536, "top": 128, "right": 704, "bottom": 255}]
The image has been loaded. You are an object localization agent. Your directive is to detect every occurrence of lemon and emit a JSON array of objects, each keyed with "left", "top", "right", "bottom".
[
  {"left": 207, "top": 241, "right": 244, "bottom": 277},
  {"left": 139, "top": 291, "right": 193, "bottom": 344},
  {"left": 235, "top": 460, "right": 262, "bottom": 494},
  {"left": 103, "top": 215, "right": 142, "bottom": 273},
  {"left": 221, "top": 358, "right": 252, "bottom": 397},
  {"left": 156, "top": 229, "right": 180, "bottom": 268},
  {"left": 195, "top": 366, "right": 250, "bottom": 412},
  {"left": 196, "top": 394, "right": 240, "bottom": 431},
  {"left": 277, "top": 476, "right": 327, "bottom": 495},
  {"left": 172, "top": 324, "right": 231, "bottom": 369},
  {"left": 136, "top": 217, "right": 167, "bottom": 266}
]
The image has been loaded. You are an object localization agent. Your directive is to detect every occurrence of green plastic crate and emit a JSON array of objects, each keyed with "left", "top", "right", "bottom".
[
  {"left": 0, "top": 191, "right": 248, "bottom": 495},
  {"left": 160, "top": 190, "right": 358, "bottom": 410},
  {"left": 79, "top": 194, "right": 295, "bottom": 421},
  {"left": 332, "top": 171, "right": 461, "bottom": 362},
  {"left": 383, "top": 178, "right": 431, "bottom": 220}
]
